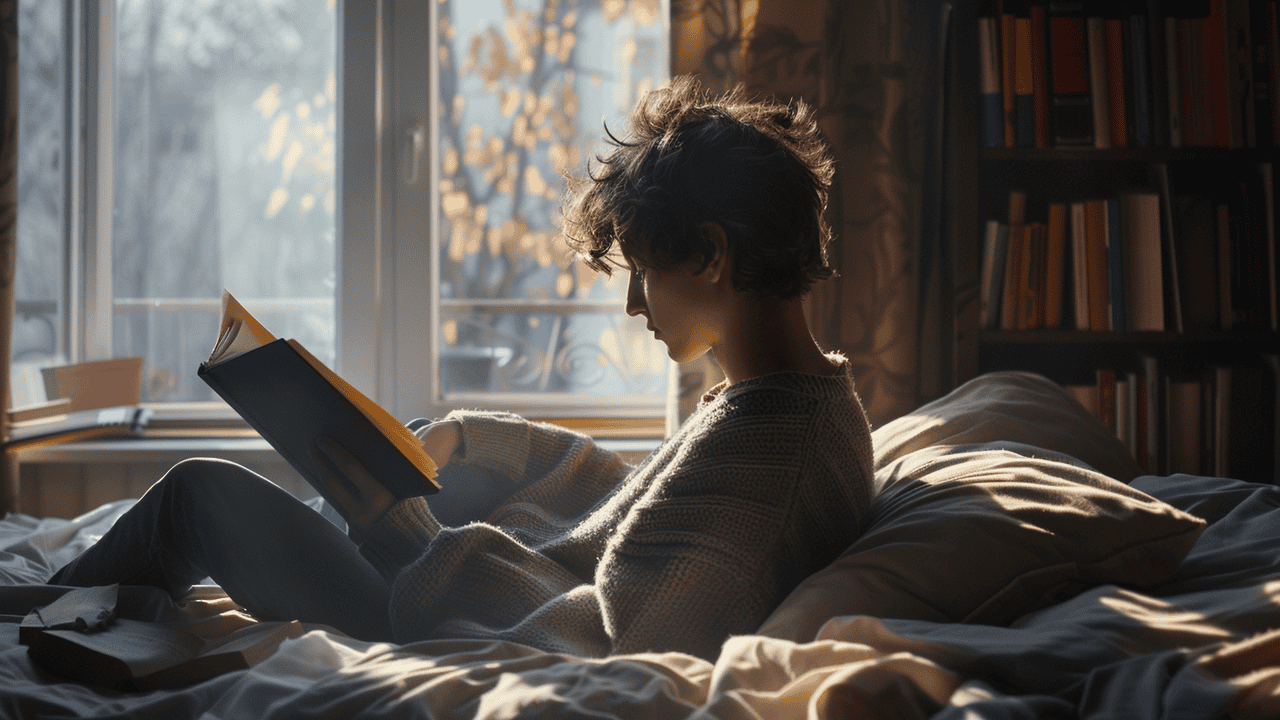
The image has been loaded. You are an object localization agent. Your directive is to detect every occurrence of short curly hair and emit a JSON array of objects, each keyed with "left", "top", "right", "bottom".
[{"left": 561, "top": 75, "right": 837, "bottom": 300}]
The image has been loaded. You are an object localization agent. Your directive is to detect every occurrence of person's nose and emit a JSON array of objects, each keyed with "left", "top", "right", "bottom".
[{"left": 625, "top": 271, "right": 646, "bottom": 317}]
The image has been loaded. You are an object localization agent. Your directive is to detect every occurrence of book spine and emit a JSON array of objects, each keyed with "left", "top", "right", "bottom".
[
  {"left": 1044, "top": 201, "right": 1067, "bottom": 328},
  {"left": 1003, "top": 8, "right": 1019, "bottom": 147},
  {"left": 1218, "top": 201, "right": 1235, "bottom": 329},
  {"left": 1015, "top": 15, "right": 1037, "bottom": 146},
  {"left": 1085, "top": 198, "right": 1111, "bottom": 330},
  {"left": 1129, "top": 10, "right": 1152, "bottom": 147},
  {"left": 1156, "top": 163, "right": 1184, "bottom": 333},
  {"left": 1168, "top": 15, "right": 1185, "bottom": 146},
  {"left": 1030, "top": 4, "right": 1051, "bottom": 147},
  {"left": 1204, "top": 0, "right": 1234, "bottom": 147},
  {"left": 980, "top": 16, "right": 1006, "bottom": 148},
  {"left": 1107, "top": 196, "right": 1127, "bottom": 331},
  {"left": 1098, "top": 367, "right": 1118, "bottom": 435},
  {"left": 1087, "top": 15, "right": 1114, "bottom": 148},
  {"left": 1072, "top": 201, "right": 1091, "bottom": 329},
  {"left": 1021, "top": 223, "right": 1046, "bottom": 329},
  {"left": 1124, "top": 192, "right": 1165, "bottom": 331},
  {"left": 1107, "top": 16, "right": 1131, "bottom": 147},
  {"left": 981, "top": 219, "right": 1010, "bottom": 329},
  {"left": 1003, "top": 223, "right": 1026, "bottom": 330},
  {"left": 1050, "top": 2, "right": 1094, "bottom": 145}
]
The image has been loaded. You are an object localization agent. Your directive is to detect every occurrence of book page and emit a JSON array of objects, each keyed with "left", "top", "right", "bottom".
[{"left": 206, "top": 291, "right": 278, "bottom": 366}]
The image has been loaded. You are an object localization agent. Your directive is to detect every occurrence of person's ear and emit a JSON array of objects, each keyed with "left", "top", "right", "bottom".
[{"left": 695, "top": 222, "right": 729, "bottom": 284}]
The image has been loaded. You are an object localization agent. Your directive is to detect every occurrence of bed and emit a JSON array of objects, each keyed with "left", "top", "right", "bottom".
[{"left": 0, "top": 371, "right": 1277, "bottom": 719}]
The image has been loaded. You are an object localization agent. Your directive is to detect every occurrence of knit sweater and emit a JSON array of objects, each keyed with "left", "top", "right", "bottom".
[{"left": 357, "top": 353, "right": 874, "bottom": 660}]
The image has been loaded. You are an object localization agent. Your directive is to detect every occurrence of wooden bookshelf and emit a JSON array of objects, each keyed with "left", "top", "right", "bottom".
[{"left": 947, "top": 0, "right": 1280, "bottom": 483}]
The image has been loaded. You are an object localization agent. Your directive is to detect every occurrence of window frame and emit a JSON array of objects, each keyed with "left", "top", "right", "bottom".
[{"left": 62, "top": 0, "right": 670, "bottom": 430}]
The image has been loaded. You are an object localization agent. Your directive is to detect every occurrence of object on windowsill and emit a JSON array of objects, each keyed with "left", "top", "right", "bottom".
[
  {"left": 2, "top": 406, "right": 154, "bottom": 452},
  {"left": 197, "top": 290, "right": 439, "bottom": 505},
  {"left": 39, "top": 357, "right": 144, "bottom": 413},
  {"left": 6, "top": 398, "right": 73, "bottom": 424},
  {"left": 21, "top": 586, "right": 304, "bottom": 691}
]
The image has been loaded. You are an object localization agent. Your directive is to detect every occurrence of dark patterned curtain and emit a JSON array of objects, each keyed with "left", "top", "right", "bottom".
[
  {"left": 0, "top": 1, "right": 15, "bottom": 513},
  {"left": 670, "top": 0, "right": 950, "bottom": 426}
]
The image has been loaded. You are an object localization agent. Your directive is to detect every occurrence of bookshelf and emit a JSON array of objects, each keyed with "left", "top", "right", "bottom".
[{"left": 946, "top": 0, "right": 1280, "bottom": 484}]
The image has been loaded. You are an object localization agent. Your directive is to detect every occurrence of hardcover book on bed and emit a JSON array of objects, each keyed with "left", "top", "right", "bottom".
[{"left": 197, "top": 291, "right": 439, "bottom": 504}]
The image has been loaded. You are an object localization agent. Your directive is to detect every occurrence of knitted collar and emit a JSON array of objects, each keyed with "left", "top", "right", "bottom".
[{"left": 698, "top": 352, "right": 853, "bottom": 407}]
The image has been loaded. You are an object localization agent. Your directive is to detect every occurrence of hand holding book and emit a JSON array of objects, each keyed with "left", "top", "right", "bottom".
[{"left": 198, "top": 291, "right": 440, "bottom": 508}]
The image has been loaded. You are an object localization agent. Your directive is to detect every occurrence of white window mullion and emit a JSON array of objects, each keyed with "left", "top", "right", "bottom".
[
  {"left": 73, "top": 0, "right": 113, "bottom": 363},
  {"left": 387, "top": 0, "right": 435, "bottom": 420},
  {"left": 336, "top": 0, "right": 386, "bottom": 406}
]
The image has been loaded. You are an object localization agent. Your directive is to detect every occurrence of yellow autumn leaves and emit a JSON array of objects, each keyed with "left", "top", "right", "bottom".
[{"left": 253, "top": 72, "right": 338, "bottom": 220}]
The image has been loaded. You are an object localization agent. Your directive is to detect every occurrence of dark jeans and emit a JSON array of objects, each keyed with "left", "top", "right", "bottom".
[{"left": 48, "top": 458, "right": 393, "bottom": 641}]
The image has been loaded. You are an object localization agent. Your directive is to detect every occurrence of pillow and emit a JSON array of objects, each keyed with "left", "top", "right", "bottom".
[
  {"left": 756, "top": 443, "right": 1207, "bottom": 643},
  {"left": 870, "top": 370, "right": 1143, "bottom": 483}
]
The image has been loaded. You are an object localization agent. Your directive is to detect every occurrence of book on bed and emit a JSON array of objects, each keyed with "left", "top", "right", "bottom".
[
  {"left": 21, "top": 584, "right": 305, "bottom": 691},
  {"left": 197, "top": 291, "right": 439, "bottom": 504}
]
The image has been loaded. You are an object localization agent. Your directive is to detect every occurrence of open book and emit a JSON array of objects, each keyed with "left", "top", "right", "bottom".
[
  {"left": 198, "top": 291, "right": 439, "bottom": 504},
  {"left": 21, "top": 584, "right": 304, "bottom": 691}
]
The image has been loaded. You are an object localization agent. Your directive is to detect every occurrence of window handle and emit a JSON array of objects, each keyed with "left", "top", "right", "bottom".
[{"left": 404, "top": 122, "right": 426, "bottom": 184}]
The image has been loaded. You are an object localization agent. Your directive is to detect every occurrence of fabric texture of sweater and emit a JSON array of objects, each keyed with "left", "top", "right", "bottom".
[{"left": 357, "top": 353, "right": 874, "bottom": 660}]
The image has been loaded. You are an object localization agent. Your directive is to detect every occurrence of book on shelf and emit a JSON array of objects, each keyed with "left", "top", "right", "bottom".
[
  {"left": 22, "top": 585, "right": 303, "bottom": 691},
  {"left": 980, "top": 15, "right": 1005, "bottom": 148},
  {"left": 1049, "top": 1, "right": 1095, "bottom": 145},
  {"left": 1121, "top": 192, "right": 1164, "bottom": 332},
  {"left": 1044, "top": 201, "right": 1068, "bottom": 328},
  {"left": 1015, "top": 13, "right": 1037, "bottom": 147},
  {"left": 1087, "top": 13, "right": 1114, "bottom": 148},
  {"left": 1030, "top": 4, "right": 1052, "bottom": 147},
  {"left": 1106, "top": 197, "right": 1128, "bottom": 331},
  {"left": 197, "top": 291, "right": 440, "bottom": 506},
  {"left": 1071, "top": 201, "right": 1091, "bottom": 329},
  {"left": 981, "top": 220, "right": 1011, "bottom": 329},
  {"left": 1002, "top": 4, "right": 1019, "bottom": 147},
  {"left": 1084, "top": 198, "right": 1111, "bottom": 330},
  {"left": 980, "top": 0, "right": 1280, "bottom": 150}
]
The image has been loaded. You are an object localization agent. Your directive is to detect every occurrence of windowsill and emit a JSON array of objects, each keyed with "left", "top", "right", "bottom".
[{"left": 14, "top": 435, "right": 663, "bottom": 464}]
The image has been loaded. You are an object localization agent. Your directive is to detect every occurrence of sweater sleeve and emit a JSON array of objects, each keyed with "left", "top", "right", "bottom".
[{"left": 439, "top": 409, "right": 638, "bottom": 524}]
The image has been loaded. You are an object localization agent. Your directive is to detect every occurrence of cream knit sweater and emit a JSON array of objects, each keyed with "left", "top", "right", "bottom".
[{"left": 358, "top": 354, "right": 874, "bottom": 660}]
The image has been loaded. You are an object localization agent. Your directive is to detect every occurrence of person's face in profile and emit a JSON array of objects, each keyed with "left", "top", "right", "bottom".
[{"left": 624, "top": 253, "right": 722, "bottom": 364}]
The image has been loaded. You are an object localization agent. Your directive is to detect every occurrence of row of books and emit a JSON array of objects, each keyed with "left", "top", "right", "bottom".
[
  {"left": 980, "top": 0, "right": 1280, "bottom": 149},
  {"left": 980, "top": 165, "right": 1278, "bottom": 333},
  {"left": 1063, "top": 356, "right": 1279, "bottom": 482}
]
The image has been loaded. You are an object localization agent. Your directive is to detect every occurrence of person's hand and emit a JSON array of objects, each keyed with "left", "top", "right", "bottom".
[
  {"left": 311, "top": 435, "right": 395, "bottom": 537},
  {"left": 420, "top": 420, "right": 463, "bottom": 471}
]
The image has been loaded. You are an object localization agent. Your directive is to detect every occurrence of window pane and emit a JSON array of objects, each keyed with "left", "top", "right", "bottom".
[
  {"left": 112, "top": 0, "right": 336, "bottom": 403},
  {"left": 13, "top": 0, "right": 67, "bottom": 406},
  {"left": 437, "top": 0, "right": 669, "bottom": 398}
]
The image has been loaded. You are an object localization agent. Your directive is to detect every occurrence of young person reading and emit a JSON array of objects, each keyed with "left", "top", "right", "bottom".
[{"left": 47, "top": 76, "right": 875, "bottom": 661}]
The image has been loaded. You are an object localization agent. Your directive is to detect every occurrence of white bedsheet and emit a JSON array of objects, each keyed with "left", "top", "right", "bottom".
[
  {"left": 2, "top": 472, "right": 1277, "bottom": 719},
  {"left": 2, "top": 371, "right": 1278, "bottom": 719}
]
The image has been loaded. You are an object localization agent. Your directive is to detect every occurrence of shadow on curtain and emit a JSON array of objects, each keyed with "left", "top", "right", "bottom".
[{"left": 669, "top": 0, "right": 950, "bottom": 427}]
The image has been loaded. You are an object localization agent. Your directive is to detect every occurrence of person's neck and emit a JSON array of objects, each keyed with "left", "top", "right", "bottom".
[{"left": 711, "top": 297, "right": 838, "bottom": 385}]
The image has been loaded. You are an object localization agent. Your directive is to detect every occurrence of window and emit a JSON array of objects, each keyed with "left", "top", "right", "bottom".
[{"left": 14, "top": 0, "right": 669, "bottom": 425}]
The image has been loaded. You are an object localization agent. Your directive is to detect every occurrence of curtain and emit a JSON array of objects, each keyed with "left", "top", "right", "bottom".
[
  {"left": 0, "top": 1, "right": 16, "bottom": 514},
  {"left": 669, "top": 0, "right": 949, "bottom": 427}
]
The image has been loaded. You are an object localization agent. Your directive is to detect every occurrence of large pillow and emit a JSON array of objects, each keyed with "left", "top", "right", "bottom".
[
  {"left": 871, "top": 371, "right": 1143, "bottom": 483},
  {"left": 755, "top": 443, "right": 1207, "bottom": 643}
]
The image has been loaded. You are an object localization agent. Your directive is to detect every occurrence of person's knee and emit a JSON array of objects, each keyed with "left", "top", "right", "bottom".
[{"left": 157, "top": 457, "right": 261, "bottom": 506}]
